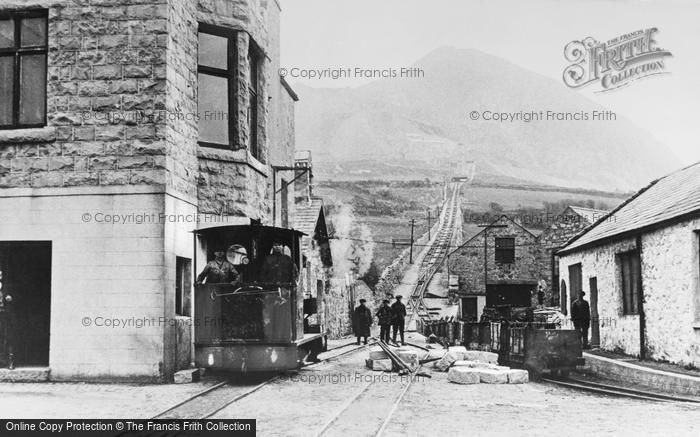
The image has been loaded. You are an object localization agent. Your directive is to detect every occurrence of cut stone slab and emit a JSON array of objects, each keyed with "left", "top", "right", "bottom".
[
  {"left": 453, "top": 360, "right": 497, "bottom": 369},
  {"left": 434, "top": 351, "right": 458, "bottom": 371},
  {"left": 448, "top": 346, "right": 467, "bottom": 360},
  {"left": 173, "top": 368, "right": 201, "bottom": 384},
  {"left": 447, "top": 367, "right": 481, "bottom": 384},
  {"left": 366, "top": 358, "right": 393, "bottom": 372},
  {"left": 397, "top": 350, "right": 419, "bottom": 367},
  {"left": 507, "top": 369, "right": 529, "bottom": 384},
  {"left": 477, "top": 368, "right": 509, "bottom": 384},
  {"left": 463, "top": 350, "right": 499, "bottom": 364},
  {"left": 369, "top": 350, "right": 389, "bottom": 360},
  {"left": 0, "top": 367, "right": 50, "bottom": 382}
]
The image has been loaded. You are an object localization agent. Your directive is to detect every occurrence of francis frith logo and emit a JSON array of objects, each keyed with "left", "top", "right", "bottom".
[{"left": 563, "top": 28, "right": 672, "bottom": 92}]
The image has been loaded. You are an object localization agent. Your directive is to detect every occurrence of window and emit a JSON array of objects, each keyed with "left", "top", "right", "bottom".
[
  {"left": 0, "top": 9, "right": 47, "bottom": 129},
  {"left": 619, "top": 251, "right": 641, "bottom": 315},
  {"left": 197, "top": 25, "right": 235, "bottom": 148},
  {"left": 175, "top": 257, "right": 192, "bottom": 317},
  {"left": 247, "top": 42, "right": 261, "bottom": 161},
  {"left": 495, "top": 237, "right": 515, "bottom": 264}
]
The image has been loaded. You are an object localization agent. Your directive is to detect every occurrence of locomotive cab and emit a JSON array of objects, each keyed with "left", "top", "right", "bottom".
[{"left": 193, "top": 225, "right": 324, "bottom": 372}]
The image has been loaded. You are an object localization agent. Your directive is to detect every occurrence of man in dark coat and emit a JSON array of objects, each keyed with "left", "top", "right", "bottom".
[
  {"left": 196, "top": 247, "right": 240, "bottom": 284},
  {"left": 571, "top": 291, "right": 591, "bottom": 349},
  {"left": 391, "top": 295, "right": 407, "bottom": 346},
  {"left": 376, "top": 299, "right": 392, "bottom": 343},
  {"left": 353, "top": 299, "right": 372, "bottom": 345},
  {"left": 260, "top": 242, "right": 298, "bottom": 284}
]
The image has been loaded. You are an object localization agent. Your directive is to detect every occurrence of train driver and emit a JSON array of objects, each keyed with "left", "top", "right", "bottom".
[
  {"left": 260, "top": 241, "right": 298, "bottom": 284},
  {"left": 196, "top": 247, "right": 240, "bottom": 284}
]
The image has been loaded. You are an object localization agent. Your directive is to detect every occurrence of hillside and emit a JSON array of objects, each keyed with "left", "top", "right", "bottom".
[{"left": 295, "top": 47, "right": 681, "bottom": 191}]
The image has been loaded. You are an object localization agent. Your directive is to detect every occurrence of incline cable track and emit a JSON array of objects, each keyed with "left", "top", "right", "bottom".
[{"left": 407, "top": 182, "right": 461, "bottom": 324}]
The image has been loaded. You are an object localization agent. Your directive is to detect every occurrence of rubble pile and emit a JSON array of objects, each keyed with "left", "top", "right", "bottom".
[{"left": 433, "top": 346, "right": 529, "bottom": 384}]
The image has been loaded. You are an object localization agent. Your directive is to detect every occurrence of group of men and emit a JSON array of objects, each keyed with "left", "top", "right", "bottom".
[{"left": 352, "top": 295, "right": 407, "bottom": 346}]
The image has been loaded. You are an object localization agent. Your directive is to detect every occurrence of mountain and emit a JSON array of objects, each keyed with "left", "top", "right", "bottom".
[{"left": 293, "top": 47, "right": 681, "bottom": 191}]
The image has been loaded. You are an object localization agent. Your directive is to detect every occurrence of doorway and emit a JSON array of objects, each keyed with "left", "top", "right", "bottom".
[
  {"left": 568, "top": 263, "right": 582, "bottom": 313},
  {"left": 589, "top": 277, "right": 600, "bottom": 348},
  {"left": 461, "top": 297, "right": 478, "bottom": 322},
  {"left": 0, "top": 242, "right": 52, "bottom": 367}
]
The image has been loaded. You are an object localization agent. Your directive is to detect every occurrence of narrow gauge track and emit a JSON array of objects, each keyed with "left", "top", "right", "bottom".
[
  {"left": 151, "top": 341, "right": 367, "bottom": 419},
  {"left": 313, "top": 365, "right": 423, "bottom": 437},
  {"left": 407, "top": 182, "right": 462, "bottom": 323},
  {"left": 541, "top": 376, "right": 700, "bottom": 404}
]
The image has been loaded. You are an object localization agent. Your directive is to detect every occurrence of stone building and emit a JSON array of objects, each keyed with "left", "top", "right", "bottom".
[
  {"left": 558, "top": 162, "right": 700, "bottom": 367},
  {"left": 447, "top": 215, "right": 547, "bottom": 321},
  {"left": 538, "top": 206, "right": 609, "bottom": 308},
  {"left": 0, "top": 0, "right": 296, "bottom": 381}
]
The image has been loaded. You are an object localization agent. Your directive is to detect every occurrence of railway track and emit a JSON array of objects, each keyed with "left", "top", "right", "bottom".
[
  {"left": 407, "top": 182, "right": 462, "bottom": 323},
  {"left": 151, "top": 341, "right": 367, "bottom": 419},
  {"left": 541, "top": 376, "right": 700, "bottom": 404}
]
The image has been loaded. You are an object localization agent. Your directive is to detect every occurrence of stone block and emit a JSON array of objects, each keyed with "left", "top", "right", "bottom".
[
  {"left": 447, "top": 367, "right": 480, "bottom": 385},
  {"left": 366, "top": 358, "right": 393, "bottom": 372},
  {"left": 448, "top": 346, "right": 467, "bottom": 360},
  {"left": 434, "top": 351, "right": 458, "bottom": 371},
  {"left": 397, "top": 350, "right": 419, "bottom": 367},
  {"left": 463, "top": 350, "right": 499, "bottom": 364},
  {"left": 369, "top": 350, "right": 388, "bottom": 360},
  {"left": 0, "top": 367, "right": 50, "bottom": 382},
  {"left": 453, "top": 360, "right": 497, "bottom": 369},
  {"left": 477, "top": 369, "right": 509, "bottom": 384},
  {"left": 173, "top": 368, "right": 200, "bottom": 384},
  {"left": 507, "top": 369, "right": 529, "bottom": 384}
]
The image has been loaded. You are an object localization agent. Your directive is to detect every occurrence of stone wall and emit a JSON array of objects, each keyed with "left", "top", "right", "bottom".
[
  {"left": 448, "top": 216, "right": 547, "bottom": 302},
  {"left": 559, "top": 217, "right": 700, "bottom": 367}
]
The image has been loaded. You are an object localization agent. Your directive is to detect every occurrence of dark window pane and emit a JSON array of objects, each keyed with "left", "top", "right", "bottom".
[
  {"left": 0, "top": 56, "right": 13, "bottom": 125},
  {"left": 0, "top": 20, "right": 13, "bottom": 48},
  {"left": 19, "top": 54, "right": 46, "bottom": 125},
  {"left": 198, "top": 32, "right": 227, "bottom": 69},
  {"left": 198, "top": 72, "right": 229, "bottom": 145},
  {"left": 20, "top": 17, "right": 46, "bottom": 47}
]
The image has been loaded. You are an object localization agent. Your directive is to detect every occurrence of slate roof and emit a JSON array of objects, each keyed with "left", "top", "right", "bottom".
[
  {"left": 567, "top": 206, "right": 610, "bottom": 224},
  {"left": 560, "top": 161, "right": 700, "bottom": 254},
  {"left": 294, "top": 198, "right": 323, "bottom": 237}
]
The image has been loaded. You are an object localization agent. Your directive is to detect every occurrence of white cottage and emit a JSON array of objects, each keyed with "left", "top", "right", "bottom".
[{"left": 558, "top": 161, "right": 700, "bottom": 368}]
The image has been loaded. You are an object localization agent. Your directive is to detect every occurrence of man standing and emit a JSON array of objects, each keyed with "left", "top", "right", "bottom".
[
  {"left": 391, "top": 295, "right": 407, "bottom": 346},
  {"left": 353, "top": 299, "right": 372, "bottom": 345},
  {"left": 376, "top": 299, "right": 392, "bottom": 343},
  {"left": 571, "top": 291, "right": 591, "bottom": 349}
]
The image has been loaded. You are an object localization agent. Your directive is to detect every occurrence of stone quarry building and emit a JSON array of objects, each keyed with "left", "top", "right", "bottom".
[
  {"left": 558, "top": 162, "right": 700, "bottom": 367},
  {"left": 0, "top": 0, "right": 297, "bottom": 381}
]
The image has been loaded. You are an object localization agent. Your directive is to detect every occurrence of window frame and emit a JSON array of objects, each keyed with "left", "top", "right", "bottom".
[
  {"left": 494, "top": 237, "right": 515, "bottom": 264},
  {"left": 247, "top": 40, "right": 262, "bottom": 161},
  {"left": 0, "top": 8, "right": 48, "bottom": 130},
  {"left": 197, "top": 23, "right": 237, "bottom": 150}
]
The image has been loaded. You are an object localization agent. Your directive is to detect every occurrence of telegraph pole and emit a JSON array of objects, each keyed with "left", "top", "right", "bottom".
[
  {"left": 409, "top": 218, "right": 416, "bottom": 264},
  {"left": 427, "top": 210, "right": 431, "bottom": 240}
]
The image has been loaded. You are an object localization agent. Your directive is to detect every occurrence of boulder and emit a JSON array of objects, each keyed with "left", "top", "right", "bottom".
[
  {"left": 477, "top": 369, "right": 509, "bottom": 384},
  {"left": 366, "top": 358, "right": 393, "bottom": 372},
  {"left": 447, "top": 367, "right": 481, "bottom": 384},
  {"left": 507, "top": 369, "right": 529, "bottom": 384},
  {"left": 453, "top": 360, "right": 497, "bottom": 369}
]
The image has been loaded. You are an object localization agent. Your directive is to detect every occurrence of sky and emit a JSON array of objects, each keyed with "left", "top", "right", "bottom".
[{"left": 280, "top": 0, "right": 700, "bottom": 164}]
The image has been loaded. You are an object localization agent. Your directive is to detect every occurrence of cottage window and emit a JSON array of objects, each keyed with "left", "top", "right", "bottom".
[
  {"left": 619, "top": 250, "right": 641, "bottom": 315},
  {"left": 495, "top": 237, "right": 515, "bottom": 264},
  {"left": 0, "top": 10, "right": 47, "bottom": 129}
]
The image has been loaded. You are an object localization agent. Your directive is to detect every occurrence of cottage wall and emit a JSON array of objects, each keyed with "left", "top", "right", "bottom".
[{"left": 559, "top": 217, "right": 700, "bottom": 367}]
